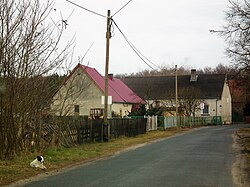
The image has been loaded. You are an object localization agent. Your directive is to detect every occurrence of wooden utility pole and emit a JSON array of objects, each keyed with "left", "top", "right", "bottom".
[
  {"left": 103, "top": 10, "right": 111, "bottom": 141},
  {"left": 175, "top": 65, "right": 178, "bottom": 125}
]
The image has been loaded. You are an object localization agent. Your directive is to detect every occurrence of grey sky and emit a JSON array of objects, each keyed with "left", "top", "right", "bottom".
[{"left": 55, "top": 0, "right": 231, "bottom": 75}]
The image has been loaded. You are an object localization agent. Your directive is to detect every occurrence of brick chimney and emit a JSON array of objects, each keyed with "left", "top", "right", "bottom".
[{"left": 108, "top": 74, "right": 113, "bottom": 80}]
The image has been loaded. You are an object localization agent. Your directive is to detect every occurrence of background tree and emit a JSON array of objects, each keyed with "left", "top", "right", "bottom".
[
  {"left": 178, "top": 87, "right": 204, "bottom": 116},
  {"left": 116, "top": 64, "right": 235, "bottom": 78},
  {"left": 0, "top": 0, "right": 73, "bottom": 159},
  {"left": 157, "top": 87, "right": 203, "bottom": 117},
  {"left": 218, "top": 0, "right": 250, "bottom": 76}
]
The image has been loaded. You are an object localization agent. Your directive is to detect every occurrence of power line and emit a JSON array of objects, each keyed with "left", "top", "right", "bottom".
[
  {"left": 65, "top": 0, "right": 159, "bottom": 70},
  {"left": 112, "top": 19, "right": 160, "bottom": 70},
  {"left": 112, "top": 0, "right": 133, "bottom": 17},
  {"left": 112, "top": 19, "right": 155, "bottom": 70},
  {"left": 66, "top": 0, "right": 106, "bottom": 18},
  {"left": 128, "top": 39, "right": 161, "bottom": 69}
]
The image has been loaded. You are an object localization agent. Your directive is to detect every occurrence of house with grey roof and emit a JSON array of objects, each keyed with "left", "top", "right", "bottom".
[{"left": 124, "top": 69, "right": 232, "bottom": 124}]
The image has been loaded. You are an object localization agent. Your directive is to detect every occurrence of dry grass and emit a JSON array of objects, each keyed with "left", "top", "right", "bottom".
[
  {"left": 0, "top": 127, "right": 188, "bottom": 186},
  {"left": 236, "top": 127, "right": 250, "bottom": 185}
]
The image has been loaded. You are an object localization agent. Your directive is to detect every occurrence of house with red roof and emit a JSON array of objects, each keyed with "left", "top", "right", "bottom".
[{"left": 50, "top": 64, "right": 144, "bottom": 117}]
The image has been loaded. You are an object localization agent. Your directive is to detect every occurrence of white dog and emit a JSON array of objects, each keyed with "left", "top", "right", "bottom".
[{"left": 30, "top": 155, "right": 46, "bottom": 169}]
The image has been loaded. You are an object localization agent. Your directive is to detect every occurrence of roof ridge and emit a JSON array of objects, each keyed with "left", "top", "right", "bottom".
[{"left": 125, "top": 73, "right": 226, "bottom": 78}]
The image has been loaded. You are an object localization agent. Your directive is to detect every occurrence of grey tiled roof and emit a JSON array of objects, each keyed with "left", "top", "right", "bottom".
[{"left": 124, "top": 74, "right": 226, "bottom": 100}]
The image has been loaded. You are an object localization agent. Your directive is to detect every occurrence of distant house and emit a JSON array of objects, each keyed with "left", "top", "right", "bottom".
[
  {"left": 51, "top": 64, "right": 144, "bottom": 117},
  {"left": 124, "top": 69, "right": 232, "bottom": 124},
  {"left": 228, "top": 79, "right": 250, "bottom": 122}
]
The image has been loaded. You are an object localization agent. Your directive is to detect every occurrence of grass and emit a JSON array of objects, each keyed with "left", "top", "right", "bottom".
[
  {"left": 0, "top": 127, "right": 188, "bottom": 186},
  {"left": 236, "top": 127, "right": 250, "bottom": 185}
]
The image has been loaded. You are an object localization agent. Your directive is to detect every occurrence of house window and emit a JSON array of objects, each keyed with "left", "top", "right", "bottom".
[
  {"left": 202, "top": 105, "right": 209, "bottom": 116},
  {"left": 74, "top": 105, "right": 80, "bottom": 114},
  {"left": 90, "top": 108, "right": 104, "bottom": 118}
]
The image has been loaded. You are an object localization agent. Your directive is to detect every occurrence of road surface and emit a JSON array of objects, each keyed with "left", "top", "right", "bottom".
[{"left": 20, "top": 125, "right": 248, "bottom": 187}]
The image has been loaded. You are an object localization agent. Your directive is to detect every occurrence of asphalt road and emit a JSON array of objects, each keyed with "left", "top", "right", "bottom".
[{"left": 21, "top": 125, "right": 248, "bottom": 187}]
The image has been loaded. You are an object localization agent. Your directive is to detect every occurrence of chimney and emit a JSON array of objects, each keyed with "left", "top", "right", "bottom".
[
  {"left": 190, "top": 69, "right": 198, "bottom": 82},
  {"left": 108, "top": 74, "right": 113, "bottom": 80}
]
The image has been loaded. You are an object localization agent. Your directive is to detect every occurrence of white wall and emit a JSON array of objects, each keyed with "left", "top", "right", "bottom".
[
  {"left": 196, "top": 99, "right": 222, "bottom": 117},
  {"left": 51, "top": 67, "right": 103, "bottom": 116},
  {"left": 221, "top": 81, "right": 232, "bottom": 124}
]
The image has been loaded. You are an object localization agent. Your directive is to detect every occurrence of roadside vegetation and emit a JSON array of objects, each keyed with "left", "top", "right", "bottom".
[{"left": 236, "top": 127, "right": 250, "bottom": 185}]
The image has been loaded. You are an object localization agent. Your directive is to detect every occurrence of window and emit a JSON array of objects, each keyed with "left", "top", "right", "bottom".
[
  {"left": 201, "top": 105, "right": 209, "bottom": 116},
  {"left": 74, "top": 105, "right": 80, "bottom": 114},
  {"left": 90, "top": 108, "right": 104, "bottom": 118}
]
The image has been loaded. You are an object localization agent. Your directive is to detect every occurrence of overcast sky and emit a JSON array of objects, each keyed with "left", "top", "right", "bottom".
[{"left": 54, "top": 0, "right": 231, "bottom": 75}]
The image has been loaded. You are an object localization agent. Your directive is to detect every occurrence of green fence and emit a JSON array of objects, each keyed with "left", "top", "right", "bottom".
[
  {"left": 160, "top": 116, "right": 222, "bottom": 128},
  {"left": 130, "top": 115, "right": 222, "bottom": 129}
]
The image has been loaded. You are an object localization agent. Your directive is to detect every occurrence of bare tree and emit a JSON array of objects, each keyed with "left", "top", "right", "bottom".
[
  {"left": 219, "top": 0, "right": 250, "bottom": 74},
  {"left": 157, "top": 87, "right": 203, "bottom": 117},
  {"left": 178, "top": 87, "right": 204, "bottom": 116},
  {"left": 0, "top": 0, "right": 73, "bottom": 159}
]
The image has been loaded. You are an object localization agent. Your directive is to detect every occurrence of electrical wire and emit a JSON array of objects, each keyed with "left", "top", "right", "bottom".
[
  {"left": 112, "top": 0, "right": 133, "bottom": 17},
  {"left": 65, "top": 0, "right": 159, "bottom": 70},
  {"left": 66, "top": 0, "right": 106, "bottom": 18},
  {"left": 112, "top": 19, "right": 160, "bottom": 70},
  {"left": 128, "top": 40, "right": 162, "bottom": 69},
  {"left": 112, "top": 19, "right": 155, "bottom": 70}
]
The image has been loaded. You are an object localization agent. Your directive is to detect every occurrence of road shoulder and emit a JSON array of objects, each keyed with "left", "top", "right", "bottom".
[{"left": 232, "top": 127, "right": 250, "bottom": 187}]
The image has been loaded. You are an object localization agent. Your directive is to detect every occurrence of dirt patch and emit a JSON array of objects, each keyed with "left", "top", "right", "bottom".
[{"left": 232, "top": 127, "right": 250, "bottom": 187}]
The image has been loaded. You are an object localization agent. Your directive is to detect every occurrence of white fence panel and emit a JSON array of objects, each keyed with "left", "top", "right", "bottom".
[
  {"left": 164, "top": 116, "right": 177, "bottom": 129},
  {"left": 145, "top": 116, "right": 158, "bottom": 131}
]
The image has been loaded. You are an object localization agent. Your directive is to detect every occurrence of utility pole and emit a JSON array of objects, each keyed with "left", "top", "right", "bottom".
[
  {"left": 175, "top": 65, "right": 178, "bottom": 126},
  {"left": 103, "top": 10, "right": 111, "bottom": 141}
]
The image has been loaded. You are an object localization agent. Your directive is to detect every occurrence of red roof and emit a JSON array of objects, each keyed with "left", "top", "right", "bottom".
[{"left": 76, "top": 64, "right": 145, "bottom": 104}]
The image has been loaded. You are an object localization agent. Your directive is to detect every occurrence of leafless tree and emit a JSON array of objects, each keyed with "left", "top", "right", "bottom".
[
  {"left": 178, "top": 88, "right": 204, "bottom": 116},
  {"left": 158, "top": 87, "right": 203, "bottom": 117},
  {"left": 219, "top": 0, "right": 250, "bottom": 75},
  {"left": 0, "top": 0, "right": 74, "bottom": 159}
]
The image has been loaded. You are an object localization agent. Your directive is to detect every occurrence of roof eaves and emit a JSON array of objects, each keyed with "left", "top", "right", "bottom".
[
  {"left": 79, "top": 64, "right": 105, "bottom": 94},
  {"left": 51, "top": 63, "right": 82, "bottom": 98}
]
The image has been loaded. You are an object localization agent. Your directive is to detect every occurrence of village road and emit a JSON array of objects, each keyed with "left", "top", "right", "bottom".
[{"left": 21, "top": 124, "right": 249, "bottom": 187}]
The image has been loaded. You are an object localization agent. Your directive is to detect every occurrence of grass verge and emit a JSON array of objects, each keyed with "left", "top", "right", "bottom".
[
  {"left": 236, "top": 127, "right": 250, "bottom": 185},
  {"left": 0, "top": 127, "right": 188, "bottom": 186}
]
